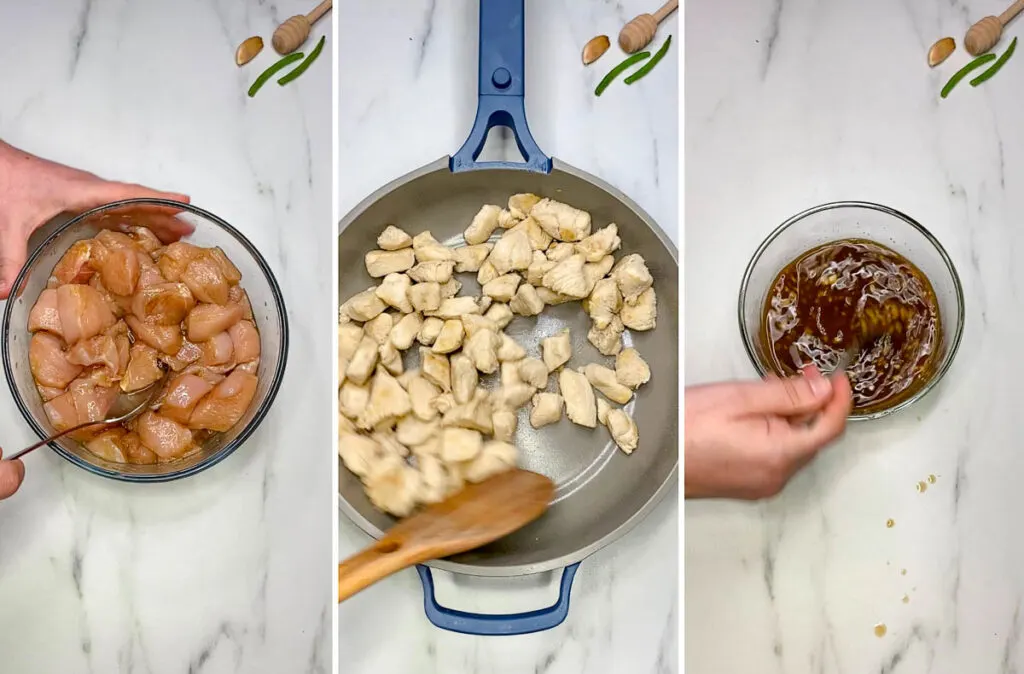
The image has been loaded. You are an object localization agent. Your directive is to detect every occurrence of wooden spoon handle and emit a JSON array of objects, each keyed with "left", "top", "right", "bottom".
[
  {"left": 652, "top": 0, "right": 679, "bottom": 24},
  {"left": 338, "top": 538, "right": 421, "bottom": 602},
  {"left": 307, "top": 0, "right": 332, "bottom": 25}
]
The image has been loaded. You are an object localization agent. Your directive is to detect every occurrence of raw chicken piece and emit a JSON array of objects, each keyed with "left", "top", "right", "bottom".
[
  {"left": 29, "top": 333, "right": 83, "bottom": 388},
  {"left": 606, "top": 408, "right": 639, "bottom": 454},
  {"left": 228, "top": 285, "right": 255, "bottom": 321},
  {"left": 89, "top": 275, "right": 131, "bottom": 316},
  {"left": 583, "top": 364, "right": 633, "bottom": 404},
  {"left": 189, "top": 370, "right": 259, "bottom": 432},
  {"left": 509, "top": 283, "right": 544, "bottom": 316},
  {"left": 68, "top": 375, "right": 119, "bottom": 429},
  {"left": 182, "top": 252, "right": 230, "bottom": 305},
  {"left": 530, "top": 392, "right": 563, "bottom": 428},
  {"left": 122, "top": 432, "right": 159, "bottom": 465},
  {"left": 37, "top": 384, "right": 66, "bottom": 402},
  {"left": 616, "top": 348, "right": 651, "bottom": 389},
  {"left": 228, "top": 320, "right": 261, "bottom": 363},
  {"left": 432, "top": 320, "right": 464, "bottom": 354},
  {"left": 86, "top": 429, "right": 130, "bottom": 463},
  {"left": 483, "top": 274, "right": 521, "bottom": 302},
  {"left": 375, "top": 273, "right": 414, "bottom": 313},
  {"left": 343, "top": 288, "right": 387, "bottom": 322},
  {"left": 420, "top": 348, "right": 451, "bottom": 392},
  {"left": 584, "top": 278, "right": 621, "bottom": 330},
  {"left": 559, "top": 368, "right": 597, "bottom": 428},
  {"left": 509, "top": 193, "right": 541, "bottom": 219},
  {"left": 464, "top": 205, "right": 501, "bottom": 245},
  {"left": 541, "top": 329, "right": 571, "bottom": 371},
  {"left": 587, "top": 316, "right": 624, "bottom": 356},
  {"left": 542, "top": 254, "right": 588, "bottom": 298},
  {"left": 137, "top": 410, "right": 194, "bottom": 460},
  {"left": 43, "top": 391, "right": 79, "bottom": 432},
  {"left": 51, "top": 240, "right": 101, "bottom": 285},
  {"left": 531, "top": 198, "right": 591, "bottom": 242},
  {"left": 135, "top": 252, "right": 166, "bottom": 290},
  {"left": 161, "top": 338, "right": 203, "bottom": 371},
  {"left": 121, "top": 343, "right": 165, "bottom": 392},
  {"left": 125, "top": 316, "right": 183, "bottom": 355},
  {"left": 346, "top": 335, "right": 380, "bottom": 386},
  {"left": 412, "top": 231, "right": 455, "bottom": 263},
  {"left": 364, "top": 249, "right": 416, "bottom": 278},
  {"left": 159, "top": 373, "right": 215, "bottom": 425},
  {"left": 98, "top": 244, "right": 140, "bottom": 296},
  {"left": 67, "top": 334, "right": 122, "bottom": 377},
  {"left": 488, "top": 229, "right": 532, "bottom": 274},
  {"left": 462, "top": 441, "right": 517, "bottom": 483},
  {"left": 518, "top": 358, "right": 549, "bottom": 389},
  {"left": 128, "top": 226, "right": 163, "bottom": 254},
  {"left": 409, "top": 282, "right": 442, "bottom": 313},
  {"left": 454, "top": 244, "right": 493, "bottom": 273},
  {"left": 364, "top": 455, "right": 422, "bottom": 517},
  {"left": 186, "top": 303, "right": 243, "bottom": 342},
  {"left": 377, "top": 225, "right": 413, "bottom": 251},
  {"left": 575, "top": 224, "right": 621, "bottom": 262},
  {"left": 492, "top": 409, "right": 517, "bottom": 443},
  {"left": 157, "top": 242, "right": 202, "bottom": 282},
  {"left": 620, "top": 287, "right": 657, "bottom": 331},
  {"left": 440, "top": 427, "right": 483, "bottom": 462},
  {"left": 131, "top": 282, "right": 195, "bottom": 325},
  {"left": 417, "top": 317, "right": 444, "bottom": 346},
  {"left": 357, "top": 368, "right": 413, "bottom": 430},
  {"left": 28, "top": 289, "right": 64, "bottom": 337},
  {"left": 612, "top": 254, "right": 654, "bottom": 303},
  {"left": 56, "top": 284, "right": 116, "bottom": 346},
  {"left": 199, "top": 331, "right": 235, "bottom": 367}
]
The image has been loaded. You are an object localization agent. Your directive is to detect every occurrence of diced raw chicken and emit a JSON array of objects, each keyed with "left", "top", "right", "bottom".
[
  {"left": 188, "top": 370, "right": 258, "bottom": 432},
  {"left": 228, "top": 285, "right": 254, "bottom": 321},
  {"left": 136, "top": 411, "right": 194, "bottom": 460},
  {"left": 206, "top": 247, "right": 242, "bottom": 285},
  {"left": 131, "top": 283, "right": 196, "bottom": 325},
  {"left": 135, "top": 251, "right": 166, "bottom": 290},
  {"left": 89, "top": 276, "right": 131, "bottom": 316},
  {"left": 199, "top": 331, "right": 235, "bottom": 366},
  {"left": 37, "top": 384, "right": 65, "bottom": 401},
  {"left": 186, "top": 303, "right": 243, "bottom": 343},
  {"left": 43, "top": 391, "right": 79, "bottom": 432},
  {"left": 228, "top": 320, "right": 260, "bottom": 363},
  {"left": 86, "top": 429, "right": 129, "bottom": 463},
  {"left": 95, "top": 230, "right": 141, "bottom": 253},
  {"left": 157, "top": 242, "right": 202, "bottom": 282},
  {"left": 122, "top": 432, "right": 158, "bottom": 464},
  {"left": 128, "top": 226, "right": 163, "bottom": 254},
  {"left": 67, "top": 334, "right": 122, "bottom": 377},
  {"left": 28, "top": 289, "right": 64, "bottom": 337},
  {"left": 125, "top": 315, "right": 184, "bottom": 355},
  {"left": 98, "top": 244, "right": 140, "bottom": 296},
  {"left": 121, "top": 343, "right": 164, "bottom": 392},
  {"left": 161, "top": 338, "right": 203, "bottom": 371},
  {"left": 29, "top": 333, "right": 82, "bottom": 388},
  {"left": 159, "top": 373, "right": 215, "bottom": 425},
  {"left": 68, "top": 374, "right": 119, "bottom": 427},
  {"left": 182, "top": 252, "right": 230, "bottom": 305},
  {"left": 56, "top": 284, "right": 116, "bottom": 346},
  {"left": 51, "top": 240, "right": 101, "bottom": 285}
]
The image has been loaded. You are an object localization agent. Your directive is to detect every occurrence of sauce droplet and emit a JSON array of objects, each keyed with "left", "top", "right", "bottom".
[
  {"left": 902, "top": 594, "right": 910, "bottom": 603},
  {"left": 886, "top": 518, "right": 896, "bottom": 528},
  {"left": 916, "top": 481, "right": 928, "bottom": 493},
  {"left": 928, "top": 474, "right": 937, "bottom": 484},
  {"left": 874, "top": 623, "right": 887, "bottom": 637}
]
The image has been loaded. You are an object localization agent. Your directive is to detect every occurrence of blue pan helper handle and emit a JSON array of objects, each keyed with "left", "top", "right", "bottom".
[
  {"left": 449, "top": 0, "right": 552, "bottom": 174},
  {"left": 416, "top": 563, "right": 581, "bottom": 636}
]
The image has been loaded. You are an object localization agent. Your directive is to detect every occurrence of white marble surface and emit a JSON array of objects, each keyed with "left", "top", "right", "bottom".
[
  {"left": 686, "top": 1, "right": 1024, "bottom": 672},
  {"left": 338, "top": 1, "right": 678, "bottom": 673},
  {"left": 0, "top": 3, "right": 332, "bottom": 673}
]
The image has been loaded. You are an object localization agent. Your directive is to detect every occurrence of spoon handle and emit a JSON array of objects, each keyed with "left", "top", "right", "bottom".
[
  {"left": 6, "top": 421, "right": 106, "bottom": 461},
  {"left": 338, "top": 536, "right": 421, "bottom": 602},
  {"left": 307, "top": 0, "right": 332, "bottom": 24}
]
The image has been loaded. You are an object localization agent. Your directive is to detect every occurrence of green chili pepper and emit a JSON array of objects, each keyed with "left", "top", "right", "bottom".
[
  {"left": 625, "top": 35, "right": 672, "bottom": 85},
  {"left": 279, "top": 35, "right": 326, "bottom": 86},
  {"left": 248, "top": 52, "right": 304, "bottom": 98},
  {"left": 940, "top": 53, "right": 996, "bottom": 98},
  {"left": 595, "top": 51, "right": 650, "bottom": 96},
  {"left": 970, "top": 36, "right": 1017, "bottom": 87}
]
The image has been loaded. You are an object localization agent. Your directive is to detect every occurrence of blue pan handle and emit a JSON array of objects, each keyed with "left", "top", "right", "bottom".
[
  {"left": 450, "top": 0, "right": 552, "bottom": 174},
  {"left": 415, "top": 563, "right": 581, "bottom": 636}
]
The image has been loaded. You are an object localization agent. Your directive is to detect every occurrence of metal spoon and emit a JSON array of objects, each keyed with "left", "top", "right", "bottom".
[{"left": 6, "top": 375, "right": 167, "bottom": 461}]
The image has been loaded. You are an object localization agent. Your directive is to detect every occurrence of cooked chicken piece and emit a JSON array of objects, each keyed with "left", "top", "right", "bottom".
[
  {"left": 66, "top": 334, "right": 121, "bottom": 378},
  {"left": 343, "top": 288, "right": 387, "bottom": 322},
  {"left": 509, "top": 283, "right": 544, "bottom": 317},
  {"left": 488, "top": 229, "right": 532, "bottom": 274},
  {"left": 464, "top": 328, "right": 500, "bottom": 374},
  {"left": 509, "top": 193, "right": 542, "bottom": 219},
  {"left": 408, "top": 260, "right": 455, "bottom": 284},
  {"left": 390, "top": 312, "right": 423, "bottom": 350},
  {"left": 395, "top": 416, "right": 439, "bottom": 448},
  {"left": 476, "top": 260, "right": 499, "bottom": 285},
  {"left": 159, "top": 373, "right": 215, "bottom": 424},
  {"left": 501, "top": 361, "right": 522, "bottom": 388},
  {"left": 161, "top": 337, "right": 203, "bottom": 372},
  {"left": 338, "top": 432, "right": 382, "bottom": 478},
  {"left": 546, "top": 242, "right": 576, "bottom": 262},
  {"left": 408, "top": 282, "right": 442, "bottom": 313},
  {"left": 56, "top": 284, "right": 117, "bottom": 346},
  {"left": 400, "top": 375, "right": 438, "bottom": 423},
  {"left": 441, "top": 388, "right": 493, "bottom": 434},
  {"left": 426, "top": 297, "right": 481, "bottom": 319},
  {"left": 432, "top": 392, "right": 457, "bottom": 416},
  {"left": 52, "top": 240, "right": 101, "bottom": 285},
  {"left": 339, "top": 380, "right": 371, "bottom": 420},
  {"left": 583, "top": 364, "right": 633, "bottom": 404},
  {"left": 186, "top": 303, "right": 243, "bottom": 343},
  {"left": 30, "top": 333, "right": 83, "bottom": 389},
  {"left": 530, "top": 392, "right": 563, "bottom": 428},
  {"left": 137, "top": 411, "right": 194, "bottom": 460},
  {"left": 526, "top": 251, "right": 557, "bottom": 285},
  {"left": 373, "top": 430, "right": 411, "bottom": 459},
  {"left": 378, "top": 341, "right": 404, "bottom": 376},
  {"left": 454, "top": 244, "right": 493, "bottom": 273},
  {"left": 482, "top": 274, "right": 521, "bottom": 303},
  {"left": 189, "top": 370, "right": 259, "bottom": 432},
  {"left": 583, "top": 255, "right": 615, "bottom": 294},
  {"left": 462, "top": 441, "right": 517, "bottom": 483},
  {"left": 495, "top": 383, "right": 534, "bottom": 409},
  {"left": 497, "top": 333, "right": 526, "bottom": 362},
  {"left": 464, "top": 205, "right": 502, "bottom": 245},
  {"left": 607, "top": 408, "right": 639, "bottom": 454},
  {"left": 363, "top": 313, "right": 394, "bottom": 345},
  {"left": 338, "top": 414, "right": 358, "bottom": 436},
  {"left": 416, "top": 454, "right": 463, "bottom": 504},
  {"left": 439, "top": 279, "right": 462, "bottom": 301},
  {"left": 181, "top": 252, "right": 230, "bottom": 305},
  {"left": 228, "top": 320, "right": 260, "bottom": 363},
  {"left": 364, "top": 455, "right": 422, "bottom": 517},
  {"left": 131, "top": 282, "right": 196, "bottom": 326},
  {"left": 621, "top": 287, "right": 657, "bottom": 331},
  {"left": 450, "top": 353, "right": 478, "bottom": 405},
  {"left": 157, "top": 241, "right": 202, "bottom": 283},
  {"left": 588, "top": 315, "right": 624, "bottom": 356},
  {"left": 345, "top": 335, "right": 379, "bottom": 386},
  {"left": 478, "top": 296, "right": 493, "bottom": 314},
  {"left": 531, "top": 198, "right": 591, "bottom": 242},
  {"left": 98, "top": 243, "right": 141, "bottom": 297},
  {"left": 365, "top": 248, "right": 416, "bottom": 278},
  {"left": 612, "top": 254, "right": 654, "bottom": 303},
  {"left": 440, "top": 427, "right": 483, "bottom": 462},
  {"left": 461, "top": 314, "right": 498, "bottom": 338},
  {"left": 542, "top": 254, "right": 588, "bottom": 298},
  {"left": 541, "top": 329, "right": 572, "bottom": 371},
  {"left": 506, "top": 216, "right": 552, "bottom": 251},
  {"left": 497, "top": 209, "right": 520, "bottom": 229},
  {"left": 518, "top": 358, "right": 549, "bottom": 389},
  {"left": 597, "top": 398, "right": 612, "bottom": 426},
  {"left": 575, "top": 224, "right": 621, "bottom": 262},
  {"left": 492, "top": 409, "right": 517, "bottom": 443},
  {"left": 86, "top": 429, "right": 131, "bottom": 463},
  {"left": 28, "top": 289, "right": 64, "bottom": 337},
  {"left": 125, "top": 316, "right": 183, "bottom": 356},
  {"left": 559, "top": 369, "right": 597, "bottom": 428},
  {"left": 484, "top": 303, "right": 514, "bottom": 330},
  {"left": 412, "top": 231, "right": 456, "bottom": 263},
  {"left": 616, "top": 348, "right": 651, "bottom": 389},
  {"left": 417, "top": 317, "right": 445, "bottom": 346},
  {"left": 536, "top": 287, "right": 575, "bottom": 306},
  {"left": 584, "top": 278, "right": 621, "bottom": 330},
  {"left": 340, "top": 323, "right": 363, "bottom": 383},
  {"left": 420, "top": 348, "right": 451, "bottom": 392},
  {"left": 432, "top": 319, "right": 464, "bottom": 354},
  {"left": 373, "top": 273, "right": 413, "bottom": 314},
  {"left": 377, "top": 225, "right": 413, "bottom": 251},
  {"left": 122, "top": 343, "right": 165, "bottom": 392}
]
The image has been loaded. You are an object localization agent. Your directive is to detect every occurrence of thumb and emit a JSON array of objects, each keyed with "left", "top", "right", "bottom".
[
  {"left": 734, "top": 367, "right": 834, "bottom": 417},
  {"left": 0, "top": 222, "right": 28, "bottom": 300},
  {"left": 0, "top": 459, "right": 25, "bottom": 500}
]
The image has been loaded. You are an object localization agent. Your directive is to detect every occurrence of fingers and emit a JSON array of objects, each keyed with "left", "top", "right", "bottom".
[
  {"left": 733, "top": 367, "right": 834, "bottom": 417},
  {"left": 0, "top": 459, "right": 25, "bottom": 500},
  {"left": 65, "top": 180, "right": 190, "bottom": 214},
  {"left": 0, "top": 222, "right": 28, "bottom": 300},
  {"left": 783, "top": 372, "right": 853, "bottom": 459}
]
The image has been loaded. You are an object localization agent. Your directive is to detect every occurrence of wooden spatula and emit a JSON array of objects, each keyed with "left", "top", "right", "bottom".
[{"left": 338, "top": 469, "right": 554, "bottom": 603}]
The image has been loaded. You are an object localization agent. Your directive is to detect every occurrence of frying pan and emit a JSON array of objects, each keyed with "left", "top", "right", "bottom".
[{"left": 338, "top": 0, "right": 678, "bottom": 636}]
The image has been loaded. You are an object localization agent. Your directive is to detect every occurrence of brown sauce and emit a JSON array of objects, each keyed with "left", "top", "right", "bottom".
[{"left": 760, "top": 239, "right": 941, "bottom": 415}]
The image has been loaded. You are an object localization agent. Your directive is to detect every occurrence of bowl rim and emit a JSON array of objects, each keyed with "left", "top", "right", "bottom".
[
  {"left": 737, "top": 200, "right": 966, "bottom": 421},
  {"left": 1, "top": 198, "right": 290, "bottom": 482}
]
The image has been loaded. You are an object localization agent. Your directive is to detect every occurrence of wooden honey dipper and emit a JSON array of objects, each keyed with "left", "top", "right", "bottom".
[
  {"left": 965, "top": 0, "right": 1024, "bottom": 55},
  {"left": 273, "top": 0, "right": 332, "bottom": 55},
  {"left": 619, "top": 0, "right": 678, "bottom": 54}
]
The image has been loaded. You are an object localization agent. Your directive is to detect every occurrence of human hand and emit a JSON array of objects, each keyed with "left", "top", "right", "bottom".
[
  {"left": 684, "top": 367, "right": 853, "bottom": 500},
  {"left": 0, "top": 140, "right": 193, "bottom": 299},
  {"left": 0, "top": 451, "right": 25, "bottom": 500}
]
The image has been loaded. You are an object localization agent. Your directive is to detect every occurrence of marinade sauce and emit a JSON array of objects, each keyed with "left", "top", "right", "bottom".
[{"left": 760, "top": 239, "right": 942, "bottom": 414}]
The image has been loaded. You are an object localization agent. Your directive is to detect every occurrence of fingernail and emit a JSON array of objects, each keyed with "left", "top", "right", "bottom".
[{"left": 808, "top": 376, "right": 832, "bottom": 398}]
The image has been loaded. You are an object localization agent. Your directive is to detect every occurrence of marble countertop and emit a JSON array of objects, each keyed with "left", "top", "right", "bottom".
[
  {"left": 338, "top": 1, "right": 678, "bottom": 673},
  {"left": 0, "top": 3, "right": 332, "bottom": 673},
  {"left": 686, "top": 0, "right": 1024, "bottom": 672}
]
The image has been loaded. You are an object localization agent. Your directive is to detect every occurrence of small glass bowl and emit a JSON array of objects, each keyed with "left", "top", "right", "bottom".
[
  {"left": 738, "top": 201, "right": 965, "bottom": 420},
  {"left": 2, "top": 199, "right": 289, "bottom": 481}
]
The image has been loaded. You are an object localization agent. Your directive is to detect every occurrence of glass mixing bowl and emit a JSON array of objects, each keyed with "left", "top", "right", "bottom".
[
  {"left": 738, "top": 201, "right": 965, "bottom": 420},
  {"left": 1, "top": 199, "right": 289, "bottom": 481}
]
